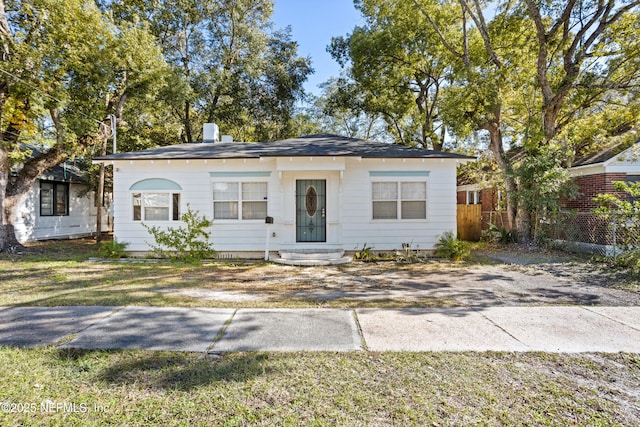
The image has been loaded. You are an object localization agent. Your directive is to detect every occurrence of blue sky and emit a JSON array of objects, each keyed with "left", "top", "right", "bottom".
[{"left": 271, "top": 0, "right": 363, "bottom": 96}]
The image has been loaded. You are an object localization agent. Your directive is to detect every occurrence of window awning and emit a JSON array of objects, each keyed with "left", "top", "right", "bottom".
[{"left": 129, "top": 178, "right": 182, "bottom": 191}]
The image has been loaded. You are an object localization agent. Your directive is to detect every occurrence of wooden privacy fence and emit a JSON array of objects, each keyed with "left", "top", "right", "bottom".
[{"left": 457, "top": 205, "right": 482, "bottom": 241}]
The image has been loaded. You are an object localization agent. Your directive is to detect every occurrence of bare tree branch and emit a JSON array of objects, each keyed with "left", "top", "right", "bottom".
[
  {"left": 411, "top": 0, "right": 465, "bottom": 62},
  {"left": 461, "top": 0, "right": 502, "bottom": 68}
]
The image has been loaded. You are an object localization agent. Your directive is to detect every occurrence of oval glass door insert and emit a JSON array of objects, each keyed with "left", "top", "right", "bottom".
[{"left": 305, "top": 186, "right": 318, "bottom": 216}]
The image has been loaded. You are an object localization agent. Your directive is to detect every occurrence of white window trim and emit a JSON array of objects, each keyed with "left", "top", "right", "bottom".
[
  {"left": 211, "top": 179, "right": 269, "bottom": 222},
  {"left": 466, "top": 190, "right": 480, "bottom": 205},
  {"left": 370, "top": 178, "right": 428, "bottom": 222},
  {"left": 132, "top": 191, "right": 181, "bottom": 222}
]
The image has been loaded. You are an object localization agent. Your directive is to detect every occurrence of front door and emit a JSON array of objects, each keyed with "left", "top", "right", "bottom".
[{"left": 296, "top": 179, "right": 326, "bottom": 242}]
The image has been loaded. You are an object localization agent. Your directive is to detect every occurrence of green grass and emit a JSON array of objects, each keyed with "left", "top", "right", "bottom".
[
  {"left": 0, "top": 239, "right": 470, "bottom": 308},
  {"left": 2, "top": 240, "right": 639, "bottom": 425},
  {"left": 0, "top": 348, "right": 638, "bottom": 426},
  {"left": 0, "top": 238, "right": 635, "bottom": 308}
]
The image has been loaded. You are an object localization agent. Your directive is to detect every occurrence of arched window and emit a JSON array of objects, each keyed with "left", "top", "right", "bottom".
[{"left": 130, "top": 179, "right": 182, "bottom": 221}]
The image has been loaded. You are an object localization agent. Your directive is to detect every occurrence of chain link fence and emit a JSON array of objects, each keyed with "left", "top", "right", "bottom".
[{"left": 539, "top": 211, "right": 640, "bottom": 258}]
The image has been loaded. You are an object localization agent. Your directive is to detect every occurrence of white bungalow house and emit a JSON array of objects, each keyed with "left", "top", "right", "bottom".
[
  {"left": 13, "top": 144, "right": 112, "bottom": 242},
  {"left": 95, "top": 131, "right": 473, "bottom": 259}
]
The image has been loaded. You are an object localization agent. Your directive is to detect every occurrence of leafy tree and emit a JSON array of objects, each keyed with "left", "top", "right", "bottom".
[
  {"left": 244, "top": 27, "right": 313, "bottom": 141},
  {"left": 310, "top": 77, "right": 390, "bottom": 141},
  {"left": 413, "top": 0, "right": 540, "bottom": 239},
  {"left": 329, "top": 0, "right": 455, "bottom": 149},
  {"left": 108, "top": 0, "right": 313, "bottom": 143},
  {"left": 334, "top": 0, "right": 640, "bottom": 242},
  {"left": 523, "top": 0, "right": 640, "bottom": 145},
  {"left": 441, "top": 0, "right": 639, "bottom": 240},
  {"left": 0, "top": 0, "right": 168, "bottom": 252}
]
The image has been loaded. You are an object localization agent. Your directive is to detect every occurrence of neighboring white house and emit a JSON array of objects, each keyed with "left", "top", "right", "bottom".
[
  {"left": 95, "top": 133, "right": 473, "bottom": 257},
  {"left": 13, "top": 144, "right": 112, "bottom": 242}
]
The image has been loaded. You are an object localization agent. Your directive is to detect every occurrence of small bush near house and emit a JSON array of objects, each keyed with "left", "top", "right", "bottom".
[
  {"left": 434, "top": 232, "right": 469, "bottom": 261},
  {"left": 98, "top": 239, "right": 128, "bottom": 258},
  {"left": 143, "top": 206, "right": 215, "bottom": 262},
  {"left": 483, "top": 224, "right": 514, "bottom": 244},
  {"left": 354, "top": 243, "right": 374, "bottom": 261}
]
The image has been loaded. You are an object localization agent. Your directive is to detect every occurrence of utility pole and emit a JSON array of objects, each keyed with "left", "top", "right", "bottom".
[{"left": 96, "top": 115, "right": 115, "bottom": 244}]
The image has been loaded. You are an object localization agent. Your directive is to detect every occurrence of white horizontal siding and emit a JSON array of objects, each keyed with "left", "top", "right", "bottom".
[
  {"left": 111, "top": 156, "right": 461, "bottom": 253},
  {"left": 338, "top": 158, "right": 456, "bottom": 250},
  {"left": 112, "top": 159, "right": 280, "bottom": 252},
  {"left": 15, "top": 181, "right": 110, "bottom": 243}
]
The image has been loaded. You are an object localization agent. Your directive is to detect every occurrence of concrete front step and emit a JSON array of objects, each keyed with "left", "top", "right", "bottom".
[
  {"left": 279, "top": 250, "right": 345, "bottom": 260},
  {"left": 271, "top": 250, "right": 352, "bottom": 266}
]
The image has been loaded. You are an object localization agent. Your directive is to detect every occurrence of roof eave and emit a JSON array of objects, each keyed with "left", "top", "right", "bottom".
[
  {"left": 95, "top": 153, "right": 476, "bottom": 162},
  {"left": 570, "top": 161, "right": 605, "bottom": 170}
]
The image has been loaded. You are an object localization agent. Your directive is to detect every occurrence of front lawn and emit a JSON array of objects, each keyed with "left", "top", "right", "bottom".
[
  {"left": 1, "top": 348, "right": 638, "bottom": 426},
  {"left": 0, "top": 239, "right": 637, "bottom": 308},
  {"left": 2, "top": 240, "right": 639, "bottom": 425}
]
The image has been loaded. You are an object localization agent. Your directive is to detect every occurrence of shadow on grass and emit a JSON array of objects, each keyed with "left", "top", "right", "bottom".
[
  {"left": 0, "top": 238, "right": 102, "bottom": 262},
  {"left": 56, "top": 348, "right": 273, "bottom": 391}
]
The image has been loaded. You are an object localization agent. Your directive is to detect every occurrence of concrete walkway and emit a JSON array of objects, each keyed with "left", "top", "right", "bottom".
[{"left": 1, "top": 306, "right": 639, "bottom": 353}]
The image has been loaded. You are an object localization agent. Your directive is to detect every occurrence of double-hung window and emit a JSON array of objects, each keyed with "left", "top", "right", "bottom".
[
  {"left": 466, "top": 190, "right": 480, "bottom": 205},
  {"left": 372, "top": 181, "right": 427, "bottom": 220},
  {"left": 213, "top": 182, "right": 267, "bottom": 220},
  {"left": 132, "top": 193, "right": 180, "bottom": 221},
  {"left": 400, "top": 182, "right": 427, "bottom": 219},
  {"left": 372, "top": 182, "right": 398, "bottom": 219},
  {"left": 40, "top": 181, "right": 69, "bottom": 216}
]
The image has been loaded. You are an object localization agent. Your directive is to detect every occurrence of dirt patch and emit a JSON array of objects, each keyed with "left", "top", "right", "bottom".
[
  {"left": 154, "top": 287, "right": 264, "bottom": 302},
  {"left": 153, "top": 247, "right": 640, "bottom": 307}
]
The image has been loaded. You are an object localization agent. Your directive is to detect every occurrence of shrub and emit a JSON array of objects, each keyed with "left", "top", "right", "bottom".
[
  {"left": 434, "top": 231, "right": 469, "bottom": 261},
  {"left": 612, "top": 248, "right": 640, "bottom": 275},
  {"left": 394, "top": 242, "right": 421, "bottom": 263},
  {"left": 484, "top": 224, "right": 514, "bottom": 244},
  {"left": 143, "top": 206, "right": 215, "bottom": 262},
  {"left": 98, "top": 239, "right": 128, "bottom": 258},
  {"left": 354, "top": 243, "right": 374, "bottom": 261}
]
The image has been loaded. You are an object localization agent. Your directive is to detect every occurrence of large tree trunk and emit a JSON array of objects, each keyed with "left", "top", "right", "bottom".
[
  {"left": 0, "top": 191, "right": 28, "bottom": 253},
  {"left": 515, "top": 205, "right": 533, "bottom": 245},
  {"left": 0, "top": 224, "right": 22, "bottom": 252},
  {"left": 1, "top": 146, "right": 30, "bottom": 253},
  {"left": 484, "top": 114, "right": 533, "bottom": 242},
  {"left": 484, "top": 116, "right": 514, "bottom": 228},
  {"left": 0, "top": 145, "right": 67, "bottom": 252},
  {"left": 0, "top": 146, "right": 23, "bottom": 252}
]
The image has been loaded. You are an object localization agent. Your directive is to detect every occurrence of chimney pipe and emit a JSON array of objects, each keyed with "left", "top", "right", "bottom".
[{"left": 203, "top": 123, "right": 220, "bottom": 143}]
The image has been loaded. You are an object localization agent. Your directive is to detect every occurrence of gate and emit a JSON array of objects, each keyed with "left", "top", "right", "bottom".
[{"left": 457, "top": 205, "right": 482, "bottom": 241}]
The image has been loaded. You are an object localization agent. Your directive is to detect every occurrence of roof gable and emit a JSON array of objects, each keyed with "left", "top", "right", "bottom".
[{"left": 573, "top": 140, "right": 640, "bottom": 167}]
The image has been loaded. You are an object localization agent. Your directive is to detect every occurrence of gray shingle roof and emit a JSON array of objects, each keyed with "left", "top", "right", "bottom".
[
  {"left": 16, "top": 143, "right": 87, "bottom": 183},
  {"left": 573, "top": 139, "right": 639, "bottom": 167},
  {"left": 95, "top": 134, "right": 475, "bottom": 161}
]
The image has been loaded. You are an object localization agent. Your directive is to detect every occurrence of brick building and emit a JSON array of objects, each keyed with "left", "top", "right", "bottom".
[
  {"left": 456, "top": 140, "right": 640, "bottom": 243},
  {"left": 567, "top": 141, "right": 639, "bottom": 210}
]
